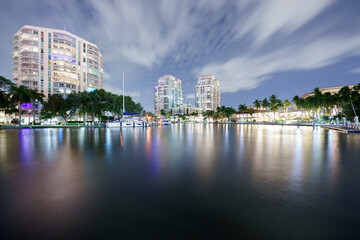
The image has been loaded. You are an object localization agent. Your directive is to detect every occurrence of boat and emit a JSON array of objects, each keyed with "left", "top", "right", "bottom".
[
  {"left": 106, "top": 118, "right": 148, "bottom": 128},
  {"left": 160, "top": 118, "right": 171, "bottom": 126},
  {"left": 105, "top": 71, "right": 148, "bottom": 128}
]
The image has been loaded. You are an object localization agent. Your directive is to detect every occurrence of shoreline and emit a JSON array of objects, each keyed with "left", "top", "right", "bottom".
[{"left": 2, "top": 122, "right": 358, "bottom": 133}]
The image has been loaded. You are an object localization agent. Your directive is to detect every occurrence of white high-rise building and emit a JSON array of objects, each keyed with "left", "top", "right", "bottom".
[
  {"left": 154, "top": 74, "right": 184, "bottom": 114},
  {"left": 195, "top": 74, "right": 220, "bottom": 112},
  {"left": 12, "top": 25, "right": 103, "bottom": 97}
]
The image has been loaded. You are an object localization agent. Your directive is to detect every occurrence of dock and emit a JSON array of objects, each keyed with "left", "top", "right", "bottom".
[{"left": 321, "top": 125, "right": 360, "bottom": 133}]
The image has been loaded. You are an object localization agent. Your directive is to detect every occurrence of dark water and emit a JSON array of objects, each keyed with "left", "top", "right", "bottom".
[{"left": 1, "top": 124, "right": 360, "bottom": 239}]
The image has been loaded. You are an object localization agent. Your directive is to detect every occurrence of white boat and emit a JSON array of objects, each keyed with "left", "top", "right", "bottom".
[
  {"left": 106, "top": 119, "right": 148, "bottom": 128},
  {"left": 160, "top": 119, "right": 171, "bottom": 126},
  {"left": 105, "top": 72, "right": 149, "bottom": 128}
]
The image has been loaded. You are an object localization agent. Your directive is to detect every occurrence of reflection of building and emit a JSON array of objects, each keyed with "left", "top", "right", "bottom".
[
  {"left": 12, "top": 25, "right": 103, "bottom": 98},
  {"left": 169, "top": 103, "right": 201, "bottom": 115},
  {"left": 154, "top": 74, "right": 184, "bottom": 114},
  {"left": 195, "top": 74, "right": 220, "bottom": 112}
]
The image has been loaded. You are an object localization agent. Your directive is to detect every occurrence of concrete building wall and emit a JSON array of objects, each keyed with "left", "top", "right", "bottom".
[
  {"left": 12, "top": 25, "right": 103, "bottom": 98},
  {"left": 195, "top": 74, "right": 220, "bottom": 112},
  {"left": 154, "top": 74, "right": 184, "bottom": 114}
]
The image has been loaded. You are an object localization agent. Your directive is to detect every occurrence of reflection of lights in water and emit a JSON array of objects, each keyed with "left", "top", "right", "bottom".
[
  {"left": 105, "top": 128, "right": 113, "bottom": 156},
  {"left": 289, "top": 127, "right": 304, "bottom": 191},
  {"left": 326, "top": 130, "right": 340, "bottom": 185},
  {"left": 119, "top": 130, "right": 124, "bottom": 147},
  {"left": 19, "top": 129, "right": 33, "bottom": 164},
  {"left": 311, "top": 128, "right": 323, "bottom": 171}
]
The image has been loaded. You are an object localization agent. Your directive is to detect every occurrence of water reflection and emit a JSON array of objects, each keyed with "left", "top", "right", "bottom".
[{"left": 1, "top": 125, "right": 360, "bottom": 239}]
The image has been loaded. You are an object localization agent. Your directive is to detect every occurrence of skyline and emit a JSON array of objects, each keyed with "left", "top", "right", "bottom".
[{"left": 1, "top": 0, "right": 360, "bottom": 111}]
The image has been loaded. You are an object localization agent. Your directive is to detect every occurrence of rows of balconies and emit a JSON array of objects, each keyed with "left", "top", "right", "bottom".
[
  {"left": 20, "top": 76, "right": 39, "bottom": 81},
  {"left": 87, "top": 45, "right": 99, "bottom": 52},
  {"left": 21, "top": 80, "right": 39, "bottom": 86},
  {"left": 53, "top": 71, "right": 77, "bottom": 79},
  {"left": 20, "top": 59, "right": 38, "bottom": 64},
  {"left": 20, "top": 64, "right": 38, "bottom": 70},
  {"left": 19, "top": 34, "right": 39, "bottom": 42},
  {"left": 87, "top": 54, "right": 99, "bottom": 62},
  {"left": 53, "top": 77, "right": 77, "bottom": 86},
  {"left": 87, "top": 50, "right": 99, "bottom": 57},
  {"left": 20, "top": 47, "right": 38, "bottom": 53},
  {"left": 53, "top": 41, "right": 76, "bottom": 50},
  {"left": 19, "top": 53, "right": 38, "bottom": 59},
  {"left": 53, "top": 66, "right": 76, "bottom": 73},
  {"left": 52, "top": 49, "right": 76, "bottom": 59}
]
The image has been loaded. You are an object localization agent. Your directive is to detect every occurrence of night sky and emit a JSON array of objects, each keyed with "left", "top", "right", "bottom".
[{"left": 1, "top": 0, "right": 360, "bottom": 111}]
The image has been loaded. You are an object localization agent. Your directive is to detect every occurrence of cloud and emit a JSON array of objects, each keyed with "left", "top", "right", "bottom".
[
  {"left": 199, "top": 35, "right": 360, "bottom": 92},
  {"left": 350, "top": 67, "right": 360, "bottom": 74},
  {"left": 234, "top": 0, "right": 335, "bottom": 45},
  {"left": 103, "top": 72, "right": 111, "bottom": 80},
  {"left": 185, "top": 93, "right": 195, "bottom": 99}
]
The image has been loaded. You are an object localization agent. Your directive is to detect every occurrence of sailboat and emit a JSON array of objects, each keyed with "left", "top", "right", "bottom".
[{"left": 106, "top": 71, "right": 148, "bottom": 128}]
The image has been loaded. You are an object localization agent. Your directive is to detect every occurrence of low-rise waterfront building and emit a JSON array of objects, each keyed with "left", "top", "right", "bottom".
[
  {"left": 301, "top": 85, "right": 356, "bottom": 98},
  {"left": 169, "top": 103, "right": 201, "bottom": 115}
]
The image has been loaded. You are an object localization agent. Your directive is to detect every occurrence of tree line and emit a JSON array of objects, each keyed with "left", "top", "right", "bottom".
[
  {"left": 292, "top": 85, "right": 360, "bottom": 121},
  {"left": 0, "top": 75, "right": 143, "bottom": 125}
]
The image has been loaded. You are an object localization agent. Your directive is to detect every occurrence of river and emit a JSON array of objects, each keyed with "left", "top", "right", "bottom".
[{"left": 0, "top": 124, "right": 359, "bottom": 239}]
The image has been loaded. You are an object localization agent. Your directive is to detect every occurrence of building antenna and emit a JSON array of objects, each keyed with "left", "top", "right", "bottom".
[
  {"left": 122, "top": 71, "right": 125, "bottom": 114},
  {"left": 64, "top": 25, "right": 66, "bottom": 31}
]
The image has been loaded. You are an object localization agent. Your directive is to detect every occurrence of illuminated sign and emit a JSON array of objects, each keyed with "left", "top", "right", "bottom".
[
  {"left": 87, "top": 87, "right": 96, "bottom": 92},
  {"left": 21, "top": 103, "right": 33, "bottom": 109},
  {"left": 51, "top": 54, "right": 76, "bottom": 63}
]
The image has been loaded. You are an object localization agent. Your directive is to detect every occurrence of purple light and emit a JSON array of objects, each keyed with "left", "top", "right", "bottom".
[
  {"left": 21, "top": 103, "right": 33, "bottom": 109},
  {"left": 51, "top": 54, "right": 76, "bottom": 63}
]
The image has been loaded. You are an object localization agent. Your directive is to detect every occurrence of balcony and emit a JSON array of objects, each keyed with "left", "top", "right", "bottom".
[
  {"left": 20, "top": 59, "right": 38, "bottom": 64},
  {"left": 20, "top": 65, "right": 39, "bottom": 70},
  {"left": 20, "top": 53, "right": 38, "bottom": 59},
  {"left": 20, "top": 47, "right": 39, "bottom": 53},
  {"left": 20, "top": 34, "right": 38, "bottom": 42},
  {"left": 20, "top": 75, "right": 39, "bottom": 80}
]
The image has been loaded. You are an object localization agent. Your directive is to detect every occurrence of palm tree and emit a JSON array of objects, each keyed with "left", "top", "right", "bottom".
[
  {"left": 238, "top": 104, "right": 247, "bottom": 121},
  {"left": 10, "top": 85, "right": 32, "bottom": 126},
  {"left": 253, "top": 100, "right": 261, "bottom": 109},
  {"left": 261, "top": 98, "right": 269, "bottom": 121},
  {"left": 323, "top": 92, "right": 336, "bottom": 120},
  {"left": 292, "top": 95, "right": 305, "bottom": 119},
  {"left": 283, "top": 99, "right": 291, "bottom": 119},
  {"left": 339, "top": 86, "right": 357, "bottom": 119},
  {"left": 313, "top": 88, "right": 324, "bottom": 119},
  {"left": 269, "top": 94, "right": 280, "bottom": 121},
  {"left": 29, "top": 89, "right": 45, "bottom": 124}
]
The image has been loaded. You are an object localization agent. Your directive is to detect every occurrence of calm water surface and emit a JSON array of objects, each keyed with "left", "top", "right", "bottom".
[{"left": 0, "top": 124, "right": 360, "bottom": 239}]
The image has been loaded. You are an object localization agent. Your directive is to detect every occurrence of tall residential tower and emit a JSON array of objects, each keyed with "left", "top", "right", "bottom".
[
  {"left": 154, "top": 74, "right": 184, "bottom": 114},
  {"left": 12, "top": 25, "right": 103, "bottom": 97},
  {"left": 195, "top": 74, "right": 220, "bottom": 112}
]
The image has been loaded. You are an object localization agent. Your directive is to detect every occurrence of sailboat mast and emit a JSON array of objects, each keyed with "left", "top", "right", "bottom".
[{"left": 122, "top": 71, "right": 125, "bottom": 114}]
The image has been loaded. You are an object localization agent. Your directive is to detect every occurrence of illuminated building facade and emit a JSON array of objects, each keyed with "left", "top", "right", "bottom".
[
  {"left": 154, "top": 74, "right": 184, "bottom": 114},
  {"left": 195, "top": 74, "right": 220, "bottom": 112},
  {"left": 12, "top": 25, "right": 103, "bottom": 97}
]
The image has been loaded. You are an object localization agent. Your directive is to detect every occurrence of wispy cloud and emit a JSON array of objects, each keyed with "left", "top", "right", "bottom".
[
  {"left": 199, "top": 35, "right": 360, "bottom": 92},
  {"left": 185, "top": 93, "right": 195, "bottom": 99},
  {"left": 1, "top": 0, "right": 360, "bottom": 110},
  {"left": 350, "top": 67, "right": 360, "bottom": 74}
]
